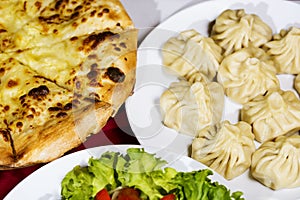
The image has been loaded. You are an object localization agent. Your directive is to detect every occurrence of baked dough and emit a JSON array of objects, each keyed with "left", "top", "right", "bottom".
[
  {"left": 1, "top": 0, "right": 134, "bottom": 52},
  {"left": 0, "top": 0, "right": 137, "bottom": 169}
]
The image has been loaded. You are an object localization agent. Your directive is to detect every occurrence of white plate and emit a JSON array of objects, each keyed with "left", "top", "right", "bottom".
[
  {"left": 125, "top": 0, "right": 300, "bottom": 199},
  {"left": 4, "top": 144, "right": 233, "bottom": 200}
]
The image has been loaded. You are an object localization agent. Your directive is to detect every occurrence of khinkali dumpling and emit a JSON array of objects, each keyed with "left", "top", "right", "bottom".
[
  {"left": 191, "top": 120, "right": 255, "bottom": 180},
  {"left": 160, "top": 75, "right": 224, "bottom": 137},
  {"left": 294, "top": 73, "right": 300, "bottom": 94},
  {"left": 264, "top": 27, "right": 300, "bottom": 74},
  {"left": 251, "top": 134, "right": 300, "bottom": 190},
  {"left": 241, "top": 90, "right": 300, "bottom": 143},
  {"left": 162, "top": 29, "right": 223, "bottom": 80},
  {"left": 211, "top": 9, "right": 273, "bottom": 56},
  {"left": 217, "top": 46, "right": 279, "bottom": 104}
]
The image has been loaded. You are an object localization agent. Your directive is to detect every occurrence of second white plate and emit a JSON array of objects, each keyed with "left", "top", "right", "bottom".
[
  {"left": 4, "top": 145, "right": 231, "bottom": 200},
  {"left": 125, "top": 0, "right": 300, "bottom": 199}
]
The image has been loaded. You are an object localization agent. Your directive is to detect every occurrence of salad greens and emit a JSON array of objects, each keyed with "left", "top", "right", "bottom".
[{"left": 61, "top": 148, "right": 244, "bottom": 200}]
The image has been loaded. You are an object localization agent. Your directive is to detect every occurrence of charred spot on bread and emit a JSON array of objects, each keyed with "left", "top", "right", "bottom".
[
  {"left": 87, "top": 54, "right": 97, "bottom": 59},
  {"left": 120, "top": 42, "right": 127, "bottom": 49},
  {"left": 56, "top": 112, "right": 68, "bottom": 118},
  {"left": 38, "top": 14, "right": 60, "bottom": 23},
  {"left": 16, "top": 122, "right": 23, "bottom": 128},
  {"left": 0, "top": 129, "right": 10, "bottom": 142},
  {"left": 34, "top": 1, "right": 42, "bottom": 10},
  {"left": 4, "top": 105, "right": 10, "bottom": 111},
  {"left": 70, "top": 36, "right": 78, "bottom": 41},
  {"left": 89, "top": 79, "right": 101, "bottom": 87},
  {"left": 105, "top": 67, "right": 125, "bottom": 83},
  {"left": 64, "top": 103, "right": 73, "bottom": 110},
  {"left": 114, "top": 47, "right": 121, "bottom": 51},
  {"left": 48, "top": 107, "right": 62, "bottom": 112},
  {"left": 75, "top": 5, "right": 83, "bottom": 11},
  {"left": 28, "top": 85, "right": 50, "bottom": 99},
  {"left": 7, "top": 80, "right": 18, "bottom": 88},
  {"left": 83, "top": 31, "right": 115, "bottom": 50},
  {"left": 0, "top": 67, "right": 5, "bottom": 75},
  {"left": 103, "top": 8, "right": 110, "bottom": 13},
  {"left": 54, "top": 0, "right": 63, "bottom": 10},
  {"left": 26, "top": 114, "right": 34, "bottom": 119},
  {"left": 87, "top": 70, "right": 98, "bottom": 80}
]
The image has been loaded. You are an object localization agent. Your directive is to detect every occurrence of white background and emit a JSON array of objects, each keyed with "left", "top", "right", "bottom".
[{"left": 120, "top": 0, "right": 300, "bottom": 44}]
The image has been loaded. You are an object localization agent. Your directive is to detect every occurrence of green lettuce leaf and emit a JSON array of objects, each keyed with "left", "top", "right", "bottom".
[
  {"left": 170, "top": 170, "right": 245, "bottom": 200},
  {"left": 88, "top": 151, "right": 119, "bottom": 195},
  {"left": 61, "top": 148, "right": 245, "bottom": 200},
  {"left": 117, "top": 148, "right": 169, "bottom": 199},
  {"left": 61, "top": 152, "right": 118, "bottom": 200},
  {"left": 61, "top": 166, "right": 94, "bottom": 200}
]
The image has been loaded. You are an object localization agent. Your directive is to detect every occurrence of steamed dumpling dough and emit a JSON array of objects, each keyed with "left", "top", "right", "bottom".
[
  {"left": 162, "top": 29, "right": 223, "bottom": 80},
  {"left": 241, "top": 90, "right": 300, "bottom": 143},
  {"left": 191, "top": 120, "right": 255, "bottom": 180},
  {"left": 160, "top": 74, "right": 224, "bottom": 137},
  {"left": 264, "top": 27, "right": 300, "bottom": 74},
  {"left": 294, "top": 73, "right": 300, "bottom": 94},
  {"left": 217, "top": 46, "right": 279, "bottom": 104},
  {"left": 251, "top": 134, "right": 300, "bottom": 190},
  {"left": 211, "top": 9, "right": 272, "bottom": 56}
]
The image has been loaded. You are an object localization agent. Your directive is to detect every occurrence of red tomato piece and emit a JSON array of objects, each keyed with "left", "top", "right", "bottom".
[
  {"left": 95, "top": 188, "right": 111, "bottom": 200},
  {"left": 117, "top": 188, "right": 141, "bottom": 200},
  {"left": 160, "top": 194, "right": 176, "bottom": 200}
]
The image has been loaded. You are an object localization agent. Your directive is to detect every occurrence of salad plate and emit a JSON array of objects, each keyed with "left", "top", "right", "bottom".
[
  {"left": 125, "top": 0, "right": 300, "bottom": 199},
  {"left": 4, "top": 144, "right": 232, "bottom": 200}
]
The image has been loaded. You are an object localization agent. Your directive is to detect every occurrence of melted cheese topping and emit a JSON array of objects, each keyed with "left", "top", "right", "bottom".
[{"left": 0, "top": 57, "right": 75, "bottom": 128}]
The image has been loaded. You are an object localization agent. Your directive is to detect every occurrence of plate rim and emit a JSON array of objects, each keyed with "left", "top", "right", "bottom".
[
  {"left": 3, "top": 144, "right": 141, "bottom": 200},
  {"left": 139, "top": 0, "right": 300, "bottom": 48}
]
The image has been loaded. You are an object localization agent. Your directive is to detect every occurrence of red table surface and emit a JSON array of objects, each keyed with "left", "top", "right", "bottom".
[{"left": 0, "top": 105, "right": 139, "bottom": 199}]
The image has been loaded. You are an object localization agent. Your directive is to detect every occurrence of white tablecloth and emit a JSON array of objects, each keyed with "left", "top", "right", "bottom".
[{"left": 120, "top": 0, "right": 300, "bottom": 44}]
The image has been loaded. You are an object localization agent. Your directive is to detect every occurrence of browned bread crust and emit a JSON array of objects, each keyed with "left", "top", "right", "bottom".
[
  {"left": 0, "top": 0, "right": 137, "bottom": 169},
  {"left": 11, "top": 102, "right": 113, "bottom": 169}
]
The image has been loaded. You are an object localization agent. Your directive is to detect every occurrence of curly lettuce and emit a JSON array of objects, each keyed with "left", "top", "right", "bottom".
[{"left": 61, "top": 148, "right": 244, "bottom": 200}]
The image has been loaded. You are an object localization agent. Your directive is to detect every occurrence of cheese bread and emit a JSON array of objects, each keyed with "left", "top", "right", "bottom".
[{"left": 0, "top": 0, "right": 137, "bottom": 169}]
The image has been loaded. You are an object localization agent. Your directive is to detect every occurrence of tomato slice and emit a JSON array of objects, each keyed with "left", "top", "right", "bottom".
[
  {"left": 160, "top": 194, "right": 176, "bottom": 200},
  {"left": 94, "top": 188, "right": 111, "bottom": 200},
  {"left": 117, "top": 188, "right": 141, "bottom": 200}
]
